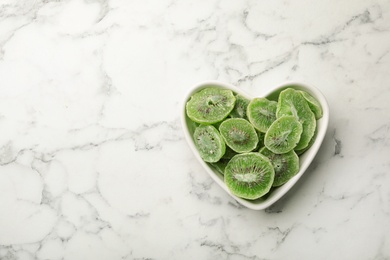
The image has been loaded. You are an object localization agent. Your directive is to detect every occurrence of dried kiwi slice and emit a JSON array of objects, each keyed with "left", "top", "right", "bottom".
[
  {"left": 299, "top": 90, "right": 323, "bottom": 120},
  {"left": 247, "top": 98, "right": 277, "bottom": 133},
  {"left": 193, "top": 125, "right": 226, "bottom": 163},
  {"left": 259, "top": 147, "right": 299, "bottom": 187},
  {"left": 295, "top": 126, "right": 317, "bottom": 155},
  {"left": 276, "top": 88, "right": 316, "bottom": 151},
  {"left": 186, "top": 87, "right": 236, "bottom": 124},
  {"left": 219, "top": 118, "right": 259, "bottom": 153},
  {"left": 224, "top": 153, "right": 274, "bottom": 200},
  {"left": 230, "top": 94, "right": 250, "bottom": 119},
  {"left": 264, "top": 116, "right": 303, "bottom": 154}
]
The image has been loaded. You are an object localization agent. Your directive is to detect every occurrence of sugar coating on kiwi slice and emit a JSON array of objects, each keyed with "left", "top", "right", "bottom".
[
  {"left": 265, "top": 115, "right": 303, "bottom": 154},
  {"left": 224, "top": 153, "right": 274, "bottom": 200},
  {"left": 186, "top": 87, "right": 236, "bottom": 124},
  {"left": 219, "top": 118, "right": 259, "bottom": 153},
  {"left": 299, "top": 90, "right": 323, "bottom": 120},
  {"left": 247, "top": 98, "right": 277, "bottom": 133},
  {"left": 259, "top": 147, "right": 299, "bottom": 187},
  {"left": 276, "top": 88, "right": 316, "bottom": 151},
  {"left": 193, "top": 125, "right": 226, "bottom": 163}
]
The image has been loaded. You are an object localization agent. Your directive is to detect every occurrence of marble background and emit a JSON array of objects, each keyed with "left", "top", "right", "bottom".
[{"left": 0, "top": 0, "right": 389, "bottom": 259}]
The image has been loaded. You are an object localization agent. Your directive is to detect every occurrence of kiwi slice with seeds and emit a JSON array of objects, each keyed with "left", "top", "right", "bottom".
[
  {"left": 259, "top": 147, "right": 299, "bottom": 187},
  {"left": 276, "top": 88, "right": 316, "bottom": 151},
  {"left": 193, "top": 125, "right": 226, "bottom": 163},
  {"left": 264, "top": 116, "right": 303, "bottom": 154},
  {"left": 299, "top": 90, "right": 323, "bottom": 120},
  {"left": 230, "top": 94, "right": 250, "bottom": 119},
  {"left": 186, "top": 87, "right": 235, "bottom": 124},
  {"left": 224, "top": 153, "right": 274, "bottom": 200},
  {"left": 247, "top": 98, "right": 278, "bottom": 133},
  {"left": 219, "top": 118, "right": 259, "bottom": 153}
]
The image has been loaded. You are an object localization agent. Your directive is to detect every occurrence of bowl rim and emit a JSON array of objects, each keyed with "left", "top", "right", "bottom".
[{"left": 181, "top": 80, "right": 329, "bottom": 210}]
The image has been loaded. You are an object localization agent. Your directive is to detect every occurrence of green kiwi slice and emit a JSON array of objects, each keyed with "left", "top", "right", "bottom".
[
  {"left": 276, "top": 88, "right": 316, "bottom": 151},
  {"left": 299, "top": 90, "right": 323, "bottom": 120},
  {"left": 230, "top": 94, "right": 250, "bottom": 119},
  {"left": 219, "top": 118, "right": 259, "bottom": 153},
  {"left": 193, "top": 125, "right": 226, "bottom": 163},
  {"left": 264, "top": 115, "right": 303, "bottom": 154},
  {"left": 295, "top": 126, "right": 317, "bottom": 155},
  {"left": 224, "top": 153, "right": 274, "bottom": 200},
  {"left": 259, "top": 147, "right": 299, "bottom": 187},
  {"left": 186, "top": 87, "right": 236, "bottom": 124},
  {"left": 247, "top": 98, "right": 277, "bottom": 133}
]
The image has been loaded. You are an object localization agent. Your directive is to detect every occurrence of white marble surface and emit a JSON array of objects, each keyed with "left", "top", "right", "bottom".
[{"left": 0, "top": 0, "right": 389, "bottom": 259}]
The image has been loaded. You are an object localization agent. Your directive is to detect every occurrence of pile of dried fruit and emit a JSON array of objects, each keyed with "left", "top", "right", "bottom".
[{"left": 185, "top": 86, "right": 323, "bottom": 200}]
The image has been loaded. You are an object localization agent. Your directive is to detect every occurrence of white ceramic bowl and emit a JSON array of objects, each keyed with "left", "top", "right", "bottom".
[{"left": 181, "top": 81, "right": 329, "bottom": 210}]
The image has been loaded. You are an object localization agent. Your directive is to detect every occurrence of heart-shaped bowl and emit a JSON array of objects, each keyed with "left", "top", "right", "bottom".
[{"left": 181, "top": 80, "right": 329, "bottom": 210}]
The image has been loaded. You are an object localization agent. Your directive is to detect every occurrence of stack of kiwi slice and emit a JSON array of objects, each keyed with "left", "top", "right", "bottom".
[{"left": 185, "top": 86, "right": 323, "bottom": 200}]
